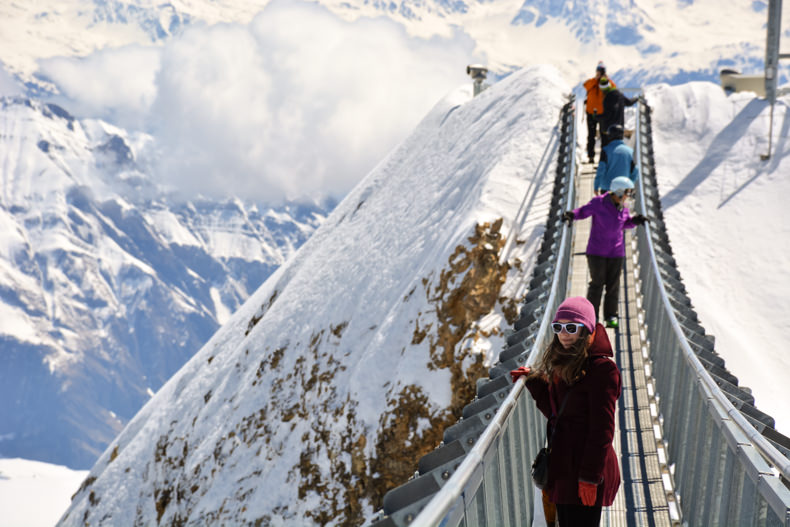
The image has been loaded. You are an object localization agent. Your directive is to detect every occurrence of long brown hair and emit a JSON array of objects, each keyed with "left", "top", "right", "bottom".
[{"left": 530, "top": 328, "right": 592, "bottom": 385}]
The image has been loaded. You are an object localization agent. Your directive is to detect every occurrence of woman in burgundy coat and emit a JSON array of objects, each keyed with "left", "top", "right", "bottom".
[{"left": 511, "top": 296, "right": 621, "bottom": 526}]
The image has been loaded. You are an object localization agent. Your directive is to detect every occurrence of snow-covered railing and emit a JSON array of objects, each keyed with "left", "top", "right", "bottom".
[
  {"left": 632, "top": 101, "right": 790, "bottom": 526},
  {"left": 365, "top": 97, "right": 579, "bottom": 527}
]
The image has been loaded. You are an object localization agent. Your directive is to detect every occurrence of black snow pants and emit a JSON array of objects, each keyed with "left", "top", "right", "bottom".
[
  {"left": 557, "top": 503, "right": 603, "bottom": 527},
  {"left": 586, "top": 254, "right": 624, "bottom": 321},
  {"left": 586, "top": 112, "right": 601, "bottom": 162}
]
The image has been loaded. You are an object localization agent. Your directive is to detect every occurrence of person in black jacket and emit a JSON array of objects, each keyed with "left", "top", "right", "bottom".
[
  {"left": 598, "top": 76, "right": 639, "bottom": 147},
  {"left": 582, "top": 61, "right": 611, "bottom": 164}
]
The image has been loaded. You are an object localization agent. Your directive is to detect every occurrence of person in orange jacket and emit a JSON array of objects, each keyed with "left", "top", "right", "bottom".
[{"left": 583, "top": 62, "right": 615, "bottom": 164}]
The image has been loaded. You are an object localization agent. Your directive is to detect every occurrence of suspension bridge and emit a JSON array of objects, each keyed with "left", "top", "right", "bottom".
[{"left": 365, "top": 96, "right": 790, "bottom": 527}]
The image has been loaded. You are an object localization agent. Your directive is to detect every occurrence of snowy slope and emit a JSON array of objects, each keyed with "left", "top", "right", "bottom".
[
  {"left": 0, "top": 97, "right": 329, "bottom": 468},
  {"left": 0, "top": 459, "right": 88, "bottom": 527},
  {"left": 645, "top": 82, "right": 790, "bottom": 435},
  {"left": 57, "top": 64, "right": 568, "bottom": 527}
]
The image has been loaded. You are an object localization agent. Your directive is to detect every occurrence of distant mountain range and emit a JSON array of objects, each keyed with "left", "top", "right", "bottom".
[
  {"left": 0, "top": 96, "right": 330, "bottom": 467},
  {"left": 0, "top": 0, "right": 777, "bottom": 91}
]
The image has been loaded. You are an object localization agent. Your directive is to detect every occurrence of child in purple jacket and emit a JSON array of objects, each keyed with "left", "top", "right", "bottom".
[{"left": 562, "top": 177, "right": 648, "bottom": 328}]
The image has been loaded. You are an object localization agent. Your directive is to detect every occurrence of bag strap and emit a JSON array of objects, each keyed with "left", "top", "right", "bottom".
[
  {"left": 546, "top": 389, "right": 572, "bottom": 449},
  {"left": 555, "top": 390, "right": 572, "bottom": 418}
]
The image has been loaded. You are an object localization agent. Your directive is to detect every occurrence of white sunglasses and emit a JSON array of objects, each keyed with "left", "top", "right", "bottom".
[{"left": 551, "top": 322, "right": 586, "bottom": 334}]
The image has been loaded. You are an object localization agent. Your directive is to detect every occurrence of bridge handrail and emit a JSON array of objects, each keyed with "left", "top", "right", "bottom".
[
  {"left": 634, "top": 100, "right": 790, "bottom": 482},
  {"left": 633, "top": 101, "right": 790, "bottom": 525},
  {"left": 408, "top": 96, "right": 579, "bottom": 527}
]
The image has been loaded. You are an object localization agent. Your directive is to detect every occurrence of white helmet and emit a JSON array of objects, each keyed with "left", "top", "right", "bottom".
[{"left": 610, "top": 177, "right": 634, "bottom": 196}]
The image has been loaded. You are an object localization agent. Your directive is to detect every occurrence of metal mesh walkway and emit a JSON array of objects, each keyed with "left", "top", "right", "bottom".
[{"left": 569, "top": 162, "right": 677, "bottom": 527}]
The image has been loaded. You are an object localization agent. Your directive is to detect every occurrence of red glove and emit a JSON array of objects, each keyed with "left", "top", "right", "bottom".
[
  {"left": 509, "top": 366, "right": 531, "bottom": 384},
  {"left": 578, "top": 481, "right": 598, "bottom": 506}
]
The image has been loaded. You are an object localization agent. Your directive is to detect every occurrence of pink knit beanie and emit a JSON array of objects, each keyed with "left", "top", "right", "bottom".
[{"left": 552, "top": 296, "right": 596, "bottom": 333}]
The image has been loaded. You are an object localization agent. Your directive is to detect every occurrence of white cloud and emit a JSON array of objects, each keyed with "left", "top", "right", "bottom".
[
  {"left": 0, "top": 62, "right": 23, "bottom": 96},
  {"left": 35, "top": 0, "right": 479, "bottom": 203},
  {"left": 38, "top": 45, "right": 161, "bottom": 128}
]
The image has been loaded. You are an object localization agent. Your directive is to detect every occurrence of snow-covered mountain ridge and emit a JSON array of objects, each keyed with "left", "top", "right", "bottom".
[
  {"left": 57, "top": 64, "right": 568, "bottom": 526},
  {"left": 0, "top": 95, "right": 329, "bottom": 468}
]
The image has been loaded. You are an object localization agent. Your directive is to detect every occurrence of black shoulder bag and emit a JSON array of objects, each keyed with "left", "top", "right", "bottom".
[{"left": 531, "top": 390, "right": 572, "bottom": 489}]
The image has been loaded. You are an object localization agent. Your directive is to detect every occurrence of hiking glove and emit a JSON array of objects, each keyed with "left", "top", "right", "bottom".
[
  {"left": 509, "top": 366, "right": 531, "bottom": 384},
  {"left": 631, "top": 214, "right": 649, "bottom": 225},
  {"left": 562, "top": 211, "right": 574, "bottom": 224},
  {"left": 578, "top": 481, "right": 598, "bottom": 506}
]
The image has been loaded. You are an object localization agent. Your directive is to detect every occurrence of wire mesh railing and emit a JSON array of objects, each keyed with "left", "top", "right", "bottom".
[{"left": 633, "top": 101, "right": 790, "bottom": 527}]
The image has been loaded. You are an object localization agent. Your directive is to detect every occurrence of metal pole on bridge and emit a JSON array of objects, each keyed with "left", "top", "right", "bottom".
[{"left": 762, "top": 0, "right": 783, "bottom": 160}]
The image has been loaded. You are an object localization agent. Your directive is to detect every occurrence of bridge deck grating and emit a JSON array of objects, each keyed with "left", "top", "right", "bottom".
[{"left": 565, "top": 162, "right": 675, "bottom": 527}]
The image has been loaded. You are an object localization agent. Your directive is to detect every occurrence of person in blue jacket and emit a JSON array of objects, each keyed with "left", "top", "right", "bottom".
[
  {"left": 594, "top": 124, "right": 639, "bottom": 195},
  {"left": 563, "top": 177, "right": 648, "bottom": 328}
]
